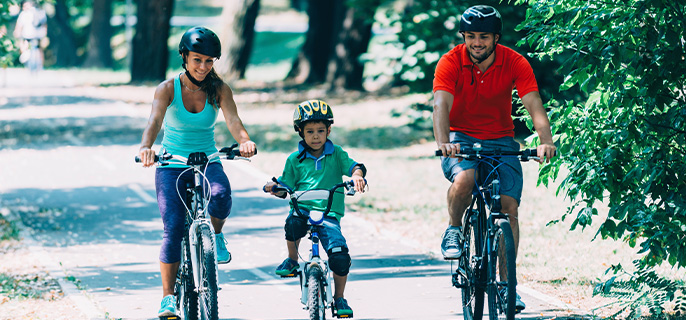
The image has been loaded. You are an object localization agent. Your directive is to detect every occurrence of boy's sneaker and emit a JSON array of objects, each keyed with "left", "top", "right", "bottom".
[
  {"left": 499, "top": 288, "right": 526, "bottom": 313},
  {"left": 441, "top": 226, "right": 464, "bottom": 259},
  {"left": 215, "top": 232, "right": 231, "bottom": 264},
  {"left": 333, "top": 297, "right": 353, "bottom": 318},
  {"left": 275, "top": 258, "right": 299, "bottom": 277},
  {"left": 158, "top": 295, "right": 176, "bottom": 317}
]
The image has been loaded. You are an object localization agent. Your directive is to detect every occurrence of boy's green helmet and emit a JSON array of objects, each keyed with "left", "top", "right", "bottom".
[{"left": 293, "top": 100, "right": 334, "bottom": 132}]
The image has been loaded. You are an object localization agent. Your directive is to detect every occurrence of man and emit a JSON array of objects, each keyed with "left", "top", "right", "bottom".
[{"left": 433, "top": 5, "right": 556, "bottom": 311}]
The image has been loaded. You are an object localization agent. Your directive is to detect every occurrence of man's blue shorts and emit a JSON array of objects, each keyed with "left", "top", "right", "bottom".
[{"left": 441, "top": 131, "right": 523, "bottom": 204}]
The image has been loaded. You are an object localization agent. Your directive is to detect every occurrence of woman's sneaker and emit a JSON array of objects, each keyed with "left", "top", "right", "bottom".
[
  {"left": 215, "top": 232, "right": 231, "bottom": 264},
  {"left": 275, "top": 258, "right": 299, "bottom": 277},
  {"left": 333, "top": 297, "right": 353, "bottom": 318},
  {"left": 158, "top": 295, "right": 176, "bottom": 317}
]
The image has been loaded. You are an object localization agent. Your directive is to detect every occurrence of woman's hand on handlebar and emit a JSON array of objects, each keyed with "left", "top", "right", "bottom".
[
  {"left": 239, "top": 140, "right": 257, "bottom": 158},
  {"left": 138, "top": 147, "right": 157, "bottom": 168},
  {"left": 536, "top": 142, "right": 557, "bottom": 164}
]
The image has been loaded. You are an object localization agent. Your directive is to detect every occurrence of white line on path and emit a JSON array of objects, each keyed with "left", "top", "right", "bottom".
[
  {"left": 238, "top": 263, "right": 294, "bottom": 292},
  {"left": 128, "top": 183, "right": 157, "bottom": 203}
]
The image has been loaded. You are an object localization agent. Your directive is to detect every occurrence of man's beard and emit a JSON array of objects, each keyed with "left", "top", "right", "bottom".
[{"left": 469, "top": 46, "right": 495, "bottom": 63}]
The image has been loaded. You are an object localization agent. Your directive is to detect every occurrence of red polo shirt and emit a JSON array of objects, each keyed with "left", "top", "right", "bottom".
[{"left": 433, "top": 44, "right": 539, "bottom": 139}]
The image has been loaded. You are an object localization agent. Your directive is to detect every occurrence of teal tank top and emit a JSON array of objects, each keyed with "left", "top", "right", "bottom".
[{"left": 161, "top": 73, "right": 219, "bottom": 168}]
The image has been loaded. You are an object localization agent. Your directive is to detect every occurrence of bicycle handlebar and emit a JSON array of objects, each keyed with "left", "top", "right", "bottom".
[
  {"left": 434, "top": 147, "right": 540, "bottom": 161},
  {"left": 263, "top": 177, "right": 360, "bottom": 224},
  {"left": 134, "top": 143, "right": 257, "bottom": 165}
]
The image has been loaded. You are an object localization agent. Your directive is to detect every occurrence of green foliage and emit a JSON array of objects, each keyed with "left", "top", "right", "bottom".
[
  {"left": 519, "top": 0, "right": 686, "bottom": 273},
  {"left": 0, "top": 214, "right": 20, "bottom": 240},
  {"left": 0, "top": 0, "right": 18, "bottom": 67},
  {"left": 594, "top": 262, "right": 686, "bottom": 319}
]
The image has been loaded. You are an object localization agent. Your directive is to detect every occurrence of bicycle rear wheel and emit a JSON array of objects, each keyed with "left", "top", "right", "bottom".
[
  {"left": 460, "top": 209, "right": 486, "bottom": 320},
  {"left": 196, "top": 224, "right": 219, "bottom": 320},
  {"left": 487, "top": 219, "right": 516, "bottom": 320},
  {"left": 177, "top": 237, "right": 199, "bottom": 320},
  {"left": 306, "top": 264, "right": 326, "bottom": 320}
]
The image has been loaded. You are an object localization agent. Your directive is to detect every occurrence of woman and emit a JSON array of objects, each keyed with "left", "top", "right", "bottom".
[{"left": 137, "top": 26, "right": 256, "bottom": 317}]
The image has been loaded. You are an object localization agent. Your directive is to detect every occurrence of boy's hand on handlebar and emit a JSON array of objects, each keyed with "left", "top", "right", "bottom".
[
  {"left": 351, "top": 175, "right": 366, "bottom": 193},
  {"left": 263, "top": 181, "right": 286, "bottom": 198},
  {"left": 239, "top": 140, "right": 257, "bottom": 157},
  {"left": 536, "top": 142, "right": 557, "bottom": 164},
  {"left": 138, "top": 147, "right": 156, "bottom": 168}
]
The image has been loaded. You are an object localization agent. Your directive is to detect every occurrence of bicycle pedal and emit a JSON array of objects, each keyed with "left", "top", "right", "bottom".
[
  {"left": 159, "top": 316, "right": 180, "bottom": 320},
  {"left": 279, "top": 273, "right": 298, "bottom": 278}
]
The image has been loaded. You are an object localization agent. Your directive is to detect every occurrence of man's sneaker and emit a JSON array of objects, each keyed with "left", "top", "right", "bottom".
[
  {"left": 215, "top": 232, "right": 231, "bottom": 264},
  {"left": 158, "top": 295, "right": 176, "bottom": 317},
  {"left": 500, "top": 288, "right": 526, "bottom": 313},
  {"left": 275, "top": 258, "right": 299, "bottom": 277},
  {"left": 333, "top": 297, "right": 353, "bottom": 318},
  {"left": 440, "top": 226, "right": 464, "bottom": 260}
]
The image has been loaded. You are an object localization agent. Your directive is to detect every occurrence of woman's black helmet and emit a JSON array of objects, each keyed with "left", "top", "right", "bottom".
[
  {"left": 459, "top": 5, "right": 502, "bottom": 35},
  {"left": 179, "top": 27, "right": 222, "bottom": 59}
]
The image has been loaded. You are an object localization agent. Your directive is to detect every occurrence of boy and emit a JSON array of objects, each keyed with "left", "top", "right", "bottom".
[{"left": 264, "top": 99, "right": 367, "bottom": 317}]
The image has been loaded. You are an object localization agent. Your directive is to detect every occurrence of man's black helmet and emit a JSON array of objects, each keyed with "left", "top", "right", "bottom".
[
  {"left": 459, "top": 5, "right": 502, "bottom": 35},
  {"left": 179, "top": 27, "right": 222, "bottom": 59}
]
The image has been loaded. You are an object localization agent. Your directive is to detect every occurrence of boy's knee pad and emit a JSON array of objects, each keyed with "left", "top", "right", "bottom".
[
  {"left": 327, "top": 247, "right": 351, "bottom": 276},
  {"left": 284, "top": 214, "right": 307, "bottom": 241}
]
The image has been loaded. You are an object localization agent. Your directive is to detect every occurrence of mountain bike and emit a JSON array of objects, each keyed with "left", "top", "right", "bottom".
[
  {"left": 136, "top": 143, "right": 254, "bottom": 320},
  {"left": 437, "top": 143, "right": 540, "bottom": 320},
  {"left": 265, "top": 178, "right": 362, "bottom": 320}
]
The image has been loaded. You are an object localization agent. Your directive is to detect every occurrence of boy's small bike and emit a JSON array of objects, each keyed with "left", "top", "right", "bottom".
[
  {"left": 437, "top": 143, "right": 540, "bottom": 320},
  {"left": 265, "top": 177, "right": 362, "bottom": 320},
  {"left": 136, "top": 144, "right": 253, "bottom": 320}
]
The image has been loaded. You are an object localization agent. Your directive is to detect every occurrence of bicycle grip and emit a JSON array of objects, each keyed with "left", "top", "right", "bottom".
[{"left": 134, "top": 155, "right": 159, "bottom": 163}]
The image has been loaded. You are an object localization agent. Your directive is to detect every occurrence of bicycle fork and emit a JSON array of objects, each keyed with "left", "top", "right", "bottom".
[
  {"left": 299, "top": 230, "right": 333, "bottom": 306},
  {"left": 188, "top": 218, "right": 216, "bottom": 291}
]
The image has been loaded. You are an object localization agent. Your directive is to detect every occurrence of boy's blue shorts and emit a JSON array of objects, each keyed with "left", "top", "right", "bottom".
[{"left": 440, "top": 131, "right": 523, "bottom": 204}]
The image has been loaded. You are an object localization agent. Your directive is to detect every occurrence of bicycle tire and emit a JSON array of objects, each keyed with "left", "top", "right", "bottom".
[
  {"left": 177, "top": 237, "right": 199, "bottom": 320},
  {"left": 460, "top": 209, "right": 486, "bottom": 320},
  {"left": 196, "top": 224, "right": 219, "bottom": 320},
  {"left": 307, "top": 265, "right": 326, "bottom": 320},
  {"left": 487, "top": 219, "right": 516, "bottom": 320}
]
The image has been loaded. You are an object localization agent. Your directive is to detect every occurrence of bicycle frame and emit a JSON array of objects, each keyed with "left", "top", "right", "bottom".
[
  {"left": 439, "top": 143, "right": 539, "bottom": 320},
  {"left": 266, "top": 178, "right": 359, "bottom": 319},
  {"left": 136, "top": 144, "right": 251, "bottom": 320}
]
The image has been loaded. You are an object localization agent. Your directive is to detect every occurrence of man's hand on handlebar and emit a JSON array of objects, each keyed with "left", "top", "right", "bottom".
[
  {"left": 536, "top": 142, "right": 557, "bottom": 164},
  {"left": 438, "top": 143, "right": 461, "bottom": 159}
]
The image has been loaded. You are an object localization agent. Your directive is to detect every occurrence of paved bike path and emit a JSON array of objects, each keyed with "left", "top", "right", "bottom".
[{"left": 0, "top": 75, "right": 584, "bottom": 319}]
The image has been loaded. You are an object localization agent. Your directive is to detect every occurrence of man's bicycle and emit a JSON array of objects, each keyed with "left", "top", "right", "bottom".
[
  {"left": 437, "top": 143, "right": 540, "bottom": 320},
  {"left": 136, "top": 143, "right": 253, "bottom": 320},
  {"left": 265, "top": 178, "right": 362, "bottom": 320}
]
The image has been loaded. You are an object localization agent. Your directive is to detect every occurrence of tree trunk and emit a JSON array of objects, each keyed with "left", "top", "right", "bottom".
[
  {"left": 327, "top": 2, "right": 378, "bottom": 91},
  {"left": 216, "top": 0, "right": 260, "bottom": 81},
  {"left": 130, "top": 0, "right": 173, "bottom": 84},
  {"left": 46, "top": 0, "right": 79, "bottom": 67},
  {"left": 286, "top": 0, "right": 342, "bottom": 84},
  {"left": 83, "top": 0, "right": 114, "bottom": 68}
]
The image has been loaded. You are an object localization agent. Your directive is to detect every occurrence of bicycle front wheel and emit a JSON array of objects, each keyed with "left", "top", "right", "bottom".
[
  {"left": 196, "top": 224, "right": 219, "bottom": 320},
  {"left": 177, "top": 237, "right": 199, "bottom": 320},
  {"left": 306, "top": 264, "right": 326, "bottom": 320},
  {"left": 487, "top": 219, "right": 516, "bottom": 320},
  {"left": 460, "top": 209, "right": 486, "bottom": 320}
]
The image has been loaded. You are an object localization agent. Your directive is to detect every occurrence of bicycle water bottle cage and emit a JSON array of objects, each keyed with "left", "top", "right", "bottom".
[{"left": 187, "top": 152, "right": 208, "bottom": 166}]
